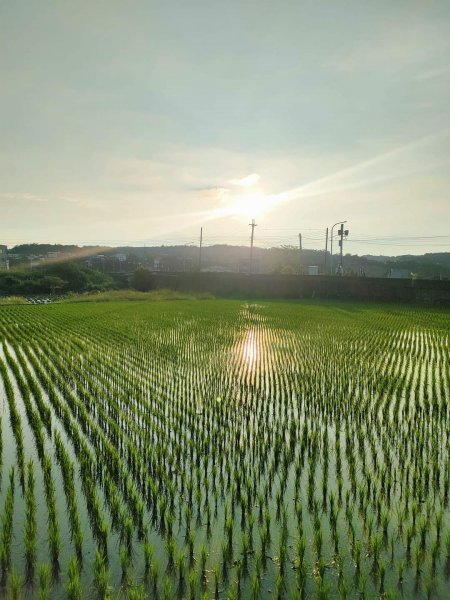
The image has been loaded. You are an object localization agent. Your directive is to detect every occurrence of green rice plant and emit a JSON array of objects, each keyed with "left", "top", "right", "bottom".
[
  {"left": 127, "top": 585, "right": 146, "bottom": 600},
  {"left": 242, "top": 533, "right": 250, "bottom": 571},
  {"left": 278, "top": 534, "right": 287, "bottom": 576},
  {"left": 24, "top": 460, "right": 37, "bottom": 581},
  {"left": 0, "top": 358, "right": 25, "bottom": 488},
  {"left": 250, "top": 570, "right": 261, "bottom": 600},
  {"left": 187, "top": 530, "right": 195, "bottom": 565},
  {"left": 275, "top": 573, "right": 284, "bottom": 600},
  {"left": 430, "top": 538, "right": 439, "bottom": 573},
  {"left": 6, "top": 567, "right": 22, "bottom": 600},
  {"left": 120, "top": 546, "right": 131, "bottom": 585},
  {"left": 143, "top": 541, "right": 153, "bottom": 580},
  {"left": 66, "top": 556, "right": 82, "bottom": 600},
  {"left": 379, "top": 559, "right": 386, "bottom": 594},
  {"left": 371, "top": 533, "right": 382, "bottom": 574},
  {"left": 188, "top": 567, "right": 197, "bottom": 600},
  {"left": 213, "top": 564, "right": 220, "bottom": 599},
  {"left": 165, "top": 536, "right": 176, "bottom": 569},
  {"left": 37, "top": 563, "right": 52, "bottom": 600},
  {"left": 160, "top": 576, "right": 172, "bottom": 600},
  {"left": 0, "top": 466, "right": 15, "bottom": 580},
  {"left": 149, "top": 560, "right": 159, "bottom": 592},
  {"left": 93, "top": 547, "right": 110, "bottom": 599},
  {"left": 200, "top": 544, "right": 208, "bottom": 576},
  {"left": 175, "top": 550, "right": 186, "bottom": 588}
]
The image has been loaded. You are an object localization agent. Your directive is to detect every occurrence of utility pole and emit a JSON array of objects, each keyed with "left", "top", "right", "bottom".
[
  {"left": 198, "top": 227, "right": 203, "bottom": 271},
  {"left": 249, "top": 219, "right": 257, "bottom": 274},
  {"left": 298, "top": 233, "right": 302, "bottom": 275},
  {"left": 338, "top": 224, "right": 349, "bottom": 275},
  {"left": 330, "top": 220, "right": 347, "bottom": 275},
  {"left": 324, "top": 227, "right": 328, "bottom": 275}
]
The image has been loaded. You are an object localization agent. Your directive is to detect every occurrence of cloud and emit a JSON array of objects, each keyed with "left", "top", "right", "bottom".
[
  {"left": 229, "top": 173, "right": 260, "bottom": 187},
  {"left": 198, "top": 187, "right": 229, "bottom": 201},
  {"left": 411, "top": 66, "right": 450, "bottom": 82},
  {"left": 0, "top": 192, "right": 48, "bottom": 203}
]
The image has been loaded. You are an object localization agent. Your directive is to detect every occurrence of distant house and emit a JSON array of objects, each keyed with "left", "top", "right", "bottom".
[
  {"left": 0, "top": 245, "right": 9, "bottom": 270},
  {"left": 388, "top": 269, "right": 411, "bottom": 279}
]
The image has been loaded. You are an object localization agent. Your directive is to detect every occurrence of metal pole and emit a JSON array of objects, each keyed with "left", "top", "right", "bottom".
[
  {"left": 324, "top": 227, "right": 328, "bottom": 275},
  {"left": 339, "top": 224, "right": 344, "bottom": 272},
  {"left": 330, "top": 220, "right": 346, "bottom": 275}
]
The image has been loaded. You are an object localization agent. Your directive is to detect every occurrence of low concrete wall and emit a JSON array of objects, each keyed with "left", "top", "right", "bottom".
[{"left": 148, "top": 273, "right": 450, "bottom": 305}]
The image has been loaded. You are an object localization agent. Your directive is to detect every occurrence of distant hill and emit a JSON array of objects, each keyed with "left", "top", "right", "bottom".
[{"left": 5, "top": 243, "right": 450, "bottom": 280}]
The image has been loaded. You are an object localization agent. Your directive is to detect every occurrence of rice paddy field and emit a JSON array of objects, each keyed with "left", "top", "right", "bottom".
[{"left": 0, "top": 298, "right": 448, "bottom": 599}]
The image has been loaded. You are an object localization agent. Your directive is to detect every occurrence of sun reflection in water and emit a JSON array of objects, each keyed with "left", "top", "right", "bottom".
[{"left": 242, "top": 329, "right": 257, "bottom": 371}]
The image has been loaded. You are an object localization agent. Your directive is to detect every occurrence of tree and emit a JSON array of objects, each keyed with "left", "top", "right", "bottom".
[
  {"left": 45, "top": 262, "right": 88, "bottom": 291},
  {"left": 131, "top": 268, "right": 154, "bottom": 292},
  {"left": 35, "top": 275, "right": 65, "bottom": 294}
]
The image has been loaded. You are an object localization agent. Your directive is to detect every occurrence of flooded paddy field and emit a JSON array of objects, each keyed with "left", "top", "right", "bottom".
[{"left": 0, "top": 299, "right": 448, "bottom": 599}]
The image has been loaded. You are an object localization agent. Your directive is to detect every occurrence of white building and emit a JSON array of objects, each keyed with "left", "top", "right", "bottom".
[{"left": 0, "top": 245, "right": 9, "bottom": 270}]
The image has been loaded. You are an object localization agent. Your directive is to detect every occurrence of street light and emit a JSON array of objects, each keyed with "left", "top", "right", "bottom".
[{"left": 330, "top": 220, "right": 347, "bottom": 275}]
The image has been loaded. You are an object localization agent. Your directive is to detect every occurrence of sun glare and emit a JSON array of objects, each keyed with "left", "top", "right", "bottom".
[{"left": 229, "top": 191, "right": 274, "bottom": 220}]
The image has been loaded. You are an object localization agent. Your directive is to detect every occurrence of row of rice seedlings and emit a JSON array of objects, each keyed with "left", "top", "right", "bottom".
[
  {"left": 29, "top": 335, "right": 155, "bottom": 542},
  {"left": 19, "top": 336, "right": 144, "bottom": 571},
  {"left": 66, "top": 556, "right": 82, "bottom": 600},
  {"left": 54, "top": 432, "right": 83, "bottom": 561},
  {"left": 2, "top": 342, "right": 46, "bottom": 462},
  {"left": 0, "top": 467, "right": 15, "bottom": 582},
  {"left": 31, "top": 339, "right": 141, "bottom": 551},
  {"left": 0, "top": 357, "right": 25, "bottom": 488},
  {"left": 21, "top": 338, "right": 122, "bottom": 555},
  {"left": 12, "top": 342, "right": 52, "bottom": 434},
  {"left": 42, "top": 455, "right": 61, "bottom": 571},
  {"left": 37, "top": 563, "right": 52, "bottom": 600},
  {"left": 24, "top": 460, "right": 37, "bottom": 581}
]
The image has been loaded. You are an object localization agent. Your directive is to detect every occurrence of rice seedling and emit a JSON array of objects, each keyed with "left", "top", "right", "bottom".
[
  {"left": 93, "top": 547, "right": 110, "bottom": 599},
  {"left": 127, "top": 585, "right": 146, "bottom": 600},
  {"left": 66, "top": 556, "right": 82, "bottom": 600},
  {"left": 24, "top": 460, "right": 37, "bottom": 581},
  {"left": 37, "top": 563, "right": 52, "bottom": 600},
  {"left": 0, "top": 466, "right": 15, "bottom": 581},
  {"left": 6, "top": 567, "right": 22, "bottom": 600}
]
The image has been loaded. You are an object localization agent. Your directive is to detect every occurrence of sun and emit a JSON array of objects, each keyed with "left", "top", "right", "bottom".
[{"left": 229, "top": 191, "right": 273, "bottom": 220}]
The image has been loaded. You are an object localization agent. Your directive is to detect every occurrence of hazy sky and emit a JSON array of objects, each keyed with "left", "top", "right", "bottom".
[{"left": 1, "top": 1, "right": 449, "bottom": 255}]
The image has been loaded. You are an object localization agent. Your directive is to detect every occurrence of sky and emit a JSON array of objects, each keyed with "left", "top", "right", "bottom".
[{"left": 1, "top": 0, "right": 449, "bottom": 256}]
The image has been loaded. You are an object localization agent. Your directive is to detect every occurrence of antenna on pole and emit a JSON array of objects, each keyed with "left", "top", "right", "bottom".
[
  {"left": 338, "top": 224, "right": 349, "bottom": 275},
  {"left": 198, "top": 227, "right": 203, "bottom": 271},
  {"left": 249, "top": 219, "right": 257, "bottom": 274}
]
